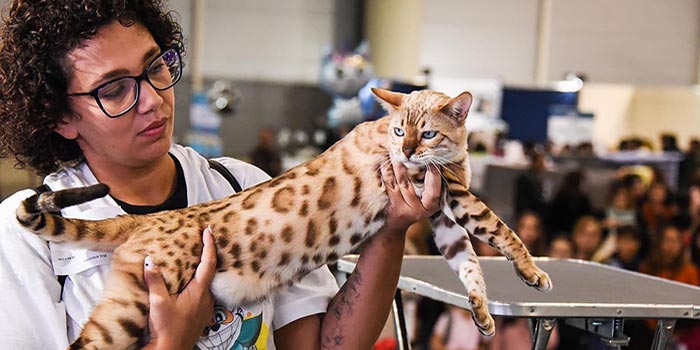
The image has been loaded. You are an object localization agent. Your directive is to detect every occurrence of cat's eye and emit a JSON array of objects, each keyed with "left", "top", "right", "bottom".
[
  {"left": 394, "top": 127, "right": 405, "bottom": 137},
  {"left": 422, "top": 131, "right": 438, "bottom": 139}
]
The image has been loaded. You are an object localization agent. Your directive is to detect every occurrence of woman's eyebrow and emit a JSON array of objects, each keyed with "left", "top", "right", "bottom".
[{"left": 90, "top": 46, "right": 162, "bottom": 88}]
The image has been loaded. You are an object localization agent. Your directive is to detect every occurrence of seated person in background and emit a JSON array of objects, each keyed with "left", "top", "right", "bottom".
[
  {"left": 640, "top": 222, "right": 699, "bottom": 286},
  {"left": 605, "top": 225, "right": 643, "bottom": 272},
  {"left": 515, "top": 210, "right": 548, "bottom": 256},
  {"left": 639, "top": 181, "right": 678, "bottom": 238},
  {"left": 548, "top": 235, "right": 574, "bottom": 259},
  {"left": 640, "top": 222, "right": 700, "bottom": 349},
  {"left": 571, "top": 216, "right": 604, "bottom": 261},
  {"left": 596, "top": 184, "right": 640, "bottom": 264}
]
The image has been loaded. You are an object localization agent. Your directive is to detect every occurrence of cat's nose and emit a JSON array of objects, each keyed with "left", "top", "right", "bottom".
[{"left": 403, "top": 147, "right": 415, "bottom": 158}]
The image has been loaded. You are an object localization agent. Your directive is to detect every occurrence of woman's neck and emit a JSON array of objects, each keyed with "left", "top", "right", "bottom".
[{"left": 87, "top": 154, "right": 177, "bottom": 206}]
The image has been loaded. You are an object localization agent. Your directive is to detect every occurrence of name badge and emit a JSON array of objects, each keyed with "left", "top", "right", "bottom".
[{"left": 49, "top": 206, "right": 122, "bottom": 275}]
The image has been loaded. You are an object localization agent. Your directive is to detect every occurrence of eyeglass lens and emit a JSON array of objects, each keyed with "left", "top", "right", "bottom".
[{"left": 97, "top": 49, "right": 181, "bottom": 117}]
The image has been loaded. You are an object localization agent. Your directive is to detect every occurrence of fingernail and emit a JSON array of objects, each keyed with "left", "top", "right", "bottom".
[
  {"left": 205, "top": 225, "right": 216, "bottom": 243},
  {"left": 144, "top": 255, "right": 154, "bottom": 270}
]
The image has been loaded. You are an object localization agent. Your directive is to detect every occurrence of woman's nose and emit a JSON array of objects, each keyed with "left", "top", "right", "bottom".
[{"left": 135, "top": 79, "right": 164, "bottom": 115}]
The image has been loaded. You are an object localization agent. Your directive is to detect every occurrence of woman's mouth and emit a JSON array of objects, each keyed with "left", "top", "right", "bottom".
[{"left": 140, "top": 120, "right": 167, "bottom": 137}]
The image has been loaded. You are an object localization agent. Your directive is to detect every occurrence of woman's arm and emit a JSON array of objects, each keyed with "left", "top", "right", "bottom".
[
  {"left": 275, "top": 161, "right": 441, "bottom": 350},
  {"left": 320, "top": 161, "right": 441, "bottom": 350}
]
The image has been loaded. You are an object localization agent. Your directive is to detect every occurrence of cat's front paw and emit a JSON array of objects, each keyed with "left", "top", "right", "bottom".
[
  {"left": 518, "top": 266, "right": 553, "bottom": 292},
  {"left": 468, "top": 290, "right": 495, "bottom": 336}
]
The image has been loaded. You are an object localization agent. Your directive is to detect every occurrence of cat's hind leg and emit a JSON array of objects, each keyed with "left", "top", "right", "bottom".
[
  {"left": 431, "top": 212, "right": 495, "bottom": 336},
  {"left": 69, "top": 255, "right": 150, "bottom": 350}
]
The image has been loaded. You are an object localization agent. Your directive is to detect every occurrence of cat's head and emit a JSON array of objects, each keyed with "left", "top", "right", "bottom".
[
  {"left": 320, "top": 42, "right": 374, "bottom": 99},
  {"left": 372, "top": 88, "right": 472, "bottom": 168}
]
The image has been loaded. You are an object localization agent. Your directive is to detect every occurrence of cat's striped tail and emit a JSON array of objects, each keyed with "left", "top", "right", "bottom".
[{"left": 15, "top": 184, "right": 131, "bottom": 249}]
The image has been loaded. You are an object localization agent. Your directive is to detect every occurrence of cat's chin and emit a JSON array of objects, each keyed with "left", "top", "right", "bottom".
[{"left": 401, "top": 160, "right": 425, "bottom": 171}]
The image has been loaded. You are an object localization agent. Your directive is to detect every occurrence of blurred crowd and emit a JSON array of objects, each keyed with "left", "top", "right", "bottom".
[{"left": 405, "top": 135, "right": 700, "bottom": 350}]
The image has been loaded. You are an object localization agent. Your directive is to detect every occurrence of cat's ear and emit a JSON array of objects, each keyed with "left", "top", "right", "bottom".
[
  {"left": 354, "top": 41, "right": 371, "bottom": 59},
  {"left": 372, "top": 88, "right": 405, "bottom": 112},
  {"left": 439, "top": 91, "right": 473, "bottom": 123}
]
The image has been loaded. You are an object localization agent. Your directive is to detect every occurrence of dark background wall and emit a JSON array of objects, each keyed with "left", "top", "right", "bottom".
[{"left": 173, "top": 78, "right": 331, "bottom": 158}]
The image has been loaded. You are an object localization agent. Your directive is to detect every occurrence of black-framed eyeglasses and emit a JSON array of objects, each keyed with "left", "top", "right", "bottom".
[{"left": 68, "top": 47, "right": 182, "bottom": 118}]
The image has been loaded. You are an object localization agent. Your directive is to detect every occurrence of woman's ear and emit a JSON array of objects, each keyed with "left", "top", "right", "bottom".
[{"left": 54, "top": 114, "right": 79, "bottom": 140}]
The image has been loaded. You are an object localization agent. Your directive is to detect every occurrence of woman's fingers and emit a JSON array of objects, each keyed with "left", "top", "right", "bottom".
[
  {"left": 144, "top": 256, "right": 170, "bottom": 306},
  {"left": 193, "top": 225, "right": 217, "bottom": 287}
]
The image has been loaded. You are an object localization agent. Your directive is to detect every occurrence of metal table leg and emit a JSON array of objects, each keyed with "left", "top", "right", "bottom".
[
  {"left": 530, "top": 318, "right": 556, "bottom": 350},
  {"left": 392, "top": 290, "right": 411, "bottom": 350},
  {"left": 651, "top": 319, "right": 676, "bottom": 350}
]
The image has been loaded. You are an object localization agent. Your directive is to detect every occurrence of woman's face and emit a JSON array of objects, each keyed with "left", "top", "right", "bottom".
[
  {"left": 56, "top": 21, "right": 175, "bottom": 170},
  {"left": 573, "top": 221, "right": 602, "bottom": 256},
  {"left": 549, "top": 238, "right": 573, "bottom": 258},
  {"left": 689, "top": 186, "right": 700, "bottom": 207},
  {"left": 649, "top": 183, "right": 667, "bottom": 204},
  {"left": 612, "top": 188, "right": 630, "bottom": 210},
  {"left": 517, "top": 214, "right": 541, "bottom": 249},
  {"left": 660, "top": 227, "right": 684, "bottom": 259},
  {"left": 616, "top": 234, "right": 640, "bottom": 261}
]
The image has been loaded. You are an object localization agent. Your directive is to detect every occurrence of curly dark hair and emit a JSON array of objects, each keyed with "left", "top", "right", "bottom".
[{"left": 0, "top": 0, "right": 185, "bottom": 176}]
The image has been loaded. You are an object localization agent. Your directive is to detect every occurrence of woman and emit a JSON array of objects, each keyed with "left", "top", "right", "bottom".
[
  {"left": 571, "top": 216, "right": 603, "bottom": 261},
  {"left": 640, "top": 224, "right": 700, "bottom": 349},
  {"left": 0, "top": 1, "right": 441, "bottom": 349},
  {"left": 514, "top": 210, "right": 548, "bottom": 256}
]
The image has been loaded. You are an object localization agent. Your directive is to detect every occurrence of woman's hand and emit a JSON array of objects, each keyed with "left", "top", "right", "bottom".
[
  {"left": 142, "top": 226, "right": 217, "bottom": 350},
  {"left": 381, "top": 161, "right": 442, "bottom": 235}
]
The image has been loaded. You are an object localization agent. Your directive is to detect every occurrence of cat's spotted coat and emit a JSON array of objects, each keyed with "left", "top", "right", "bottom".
[{"left": 16, "top": 88, "right": 551, "bottom": 350}]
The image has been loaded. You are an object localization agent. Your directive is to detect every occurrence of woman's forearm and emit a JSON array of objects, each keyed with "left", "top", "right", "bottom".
[{"left": 321, "top": 228, "right": 406, "bottom": 350}]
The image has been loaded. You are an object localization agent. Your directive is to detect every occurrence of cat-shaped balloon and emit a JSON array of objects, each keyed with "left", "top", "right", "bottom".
[{"left": 319, "top": 42, "right": 374, "bottom": 128}]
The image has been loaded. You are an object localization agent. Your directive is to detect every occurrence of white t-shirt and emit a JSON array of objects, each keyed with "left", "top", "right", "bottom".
[{"left": 0, "top": 144, "right": 338, "bottom": 350}]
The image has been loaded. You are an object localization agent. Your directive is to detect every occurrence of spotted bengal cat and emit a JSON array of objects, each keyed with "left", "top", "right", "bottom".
[{"left": 16, "top": 88, "right": 552, "bottom": 350}]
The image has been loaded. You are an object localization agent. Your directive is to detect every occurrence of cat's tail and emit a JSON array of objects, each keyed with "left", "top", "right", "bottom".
[
  {"left": 19, "top": 184, "right": 110, "bottom": 217},
  {"left": 15, "top": 184, "right": 130, "bottom": 249}
]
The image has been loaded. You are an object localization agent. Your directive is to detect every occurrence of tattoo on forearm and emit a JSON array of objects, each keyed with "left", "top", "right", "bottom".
[{"left": 321, "top": 269, "right": 363, "bottom": 349}]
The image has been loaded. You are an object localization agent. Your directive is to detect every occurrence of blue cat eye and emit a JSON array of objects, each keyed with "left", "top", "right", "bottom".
[
  {"left": 394, "top": 127, "right": 405, "bottom": 137},
  {"left": 422, "top": 130, "right": 438, "bottom": 139}
]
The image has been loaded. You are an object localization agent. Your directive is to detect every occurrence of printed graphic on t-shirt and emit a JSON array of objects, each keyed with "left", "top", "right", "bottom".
[{"left": 195, "top": 305, "right": 269, "bottom": 350}]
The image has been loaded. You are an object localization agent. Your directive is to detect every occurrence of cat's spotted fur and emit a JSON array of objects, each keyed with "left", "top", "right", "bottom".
[{"left": 16, "top": 88, "right": 551, "bottom": 350}]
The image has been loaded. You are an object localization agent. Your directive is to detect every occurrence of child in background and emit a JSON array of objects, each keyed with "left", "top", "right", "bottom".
[
  {"left": 606, "top": 225, "right": 642, "bottom": 272},
  {"left": 548, "top": 235, "right": 574, "bottom": 258},
  {"left": 596, "top": 185, "right": 639, "bottom": 261}
]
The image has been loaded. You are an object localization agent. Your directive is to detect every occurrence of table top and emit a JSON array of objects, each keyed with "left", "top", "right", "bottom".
[{"left": 337, "top": 255, "right": 700, "bottom": 319}]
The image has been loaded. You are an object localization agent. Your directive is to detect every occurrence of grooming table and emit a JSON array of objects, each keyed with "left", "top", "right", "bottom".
[{"left": 336, "top": 255, "right": 700, "bottom": 350}]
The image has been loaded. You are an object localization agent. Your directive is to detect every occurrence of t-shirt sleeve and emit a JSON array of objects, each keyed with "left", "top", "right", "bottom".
[
  {"left": 272, "top": 265, "right": 339, "bottom": 330},
  {"left": 0, "top": 190, "right": 69, "bottom": 349}
]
